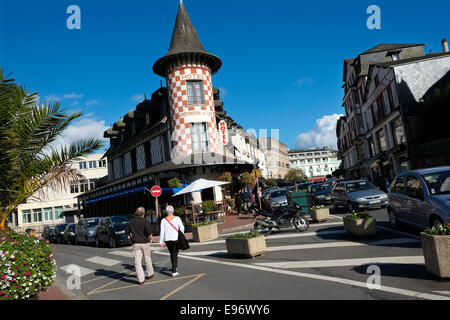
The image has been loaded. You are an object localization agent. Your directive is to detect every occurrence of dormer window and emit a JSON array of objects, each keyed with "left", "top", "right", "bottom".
[
  {"left": 387, "top": 50, "right": 401, "bottom": 61},
  {"left": 187, "top": 80, "right": 205, "bottom": 105}
]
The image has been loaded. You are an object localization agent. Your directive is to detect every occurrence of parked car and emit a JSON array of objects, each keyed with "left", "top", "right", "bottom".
[
  {"left": 263, "top": 188, "right": 289, "bottom": 210},
  {"left": 63, "top": 223, "right": 77, "bottom": 245},
  {"left": 74, "top": 217, "right": 101, "bottom": 245},
  {"left": 42, "top": 225, "right": 55, "bottom": 243},
  {"left": 387, "top": 167, "right": 450, "bottom": 230},
  {"left": 297, "top": 182, "right": 312, "bottom": 191},
  {"left": 53, "top": 223, "right": 68, "bottom": 244},
  {"left": 331, "top": 180, "right": 388, "bottom": 212},
  {"left": 96, "top": 215, "right": 133, "bottom": 248},
  {"left": 307, "top": 182, "right": 333, "bottom": 206}
]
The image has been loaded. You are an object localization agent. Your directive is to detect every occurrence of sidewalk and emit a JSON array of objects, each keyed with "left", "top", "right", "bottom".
[{"left": 38, "top": 213, "right": 255, "bottom": 300}]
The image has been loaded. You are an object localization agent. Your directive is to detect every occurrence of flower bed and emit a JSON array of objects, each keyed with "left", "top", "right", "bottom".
[
  {"left": 421, "top": 225, "right": 450, "bottom": 278},
  {"left": 0, "top": 231, "right": 56, "bottom": 300},
  {"left": 226, "top": 231, "right": 266, "bottom": 257}
]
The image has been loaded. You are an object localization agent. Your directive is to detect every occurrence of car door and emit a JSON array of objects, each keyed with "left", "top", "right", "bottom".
[
  {"left": 405, "top": 175, "right": 431, "bottom": 228},
  {"left": 333, "top": 183, "right": 344, "bottom": 205},
  {"left": 97, "top": 219, "right": 106, "bottom": 242},
  {"left": 389, "top": 175, "right": 408, "bottom": 220}
]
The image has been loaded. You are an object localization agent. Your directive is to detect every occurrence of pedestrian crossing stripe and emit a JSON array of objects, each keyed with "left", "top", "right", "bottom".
[{"left": 60, "top": 264, "right": 95, "bottom": 277}]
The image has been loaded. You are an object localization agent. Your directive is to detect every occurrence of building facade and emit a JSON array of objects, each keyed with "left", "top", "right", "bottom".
[
  {"left": 260, "top": 137, "right": 290, "bottom": 179},
  {"left": 288, "top": 147, "right": 341, "bottom": 178},
  {"left": 337, "top": 40, "right": 450, "bottom": 184},
  {"left": 78, "top": 2, "right": 257, "bottom": 219},
  {"left": 10, "top": 154, "right": 107, "bottom": 233}
]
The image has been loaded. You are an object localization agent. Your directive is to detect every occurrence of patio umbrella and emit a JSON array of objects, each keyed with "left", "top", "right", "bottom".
[{"left": 172, "top": 178, "right": 229, "bottom": 197}]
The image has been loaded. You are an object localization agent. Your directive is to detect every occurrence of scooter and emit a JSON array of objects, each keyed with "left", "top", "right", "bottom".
[{"left": 252, "top": 202, "right": 309, "bottom": 236}]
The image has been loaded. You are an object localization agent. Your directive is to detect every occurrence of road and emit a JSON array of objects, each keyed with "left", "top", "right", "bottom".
[{"left": 52, "top": 208, "right": 450, "bottom": 300}]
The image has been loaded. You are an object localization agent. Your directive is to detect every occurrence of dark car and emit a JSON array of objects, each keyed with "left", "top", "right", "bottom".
[
  {"left": 53, "top": 223, "right": 68, "bottom": 244},
  {"left": 74, "top": 217, "right": 101, "bottom": 245},
  {"left": 42, "top": 225, "right": 55, "bottom": 243},
  {"left": 96, "top": 215, "right": 133, "bottom": 248},
  {"left": 297, "top": 182, "right": 312, "bottom": 191},
  {"left": 387, "top": 167, "right": 450, "bottom": 230},
  {"left": 63, "top": 223, "right": 77, "bottom": 245},
  {"left": 307, "top": 182, "right": 333, "bottom": 206}
]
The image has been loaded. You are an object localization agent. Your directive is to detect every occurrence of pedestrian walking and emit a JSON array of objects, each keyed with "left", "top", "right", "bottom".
[
  {"left": 234, "top": 190, "right": 243, "bottom": 215},
  {"left": 159, "top": 205, "right": 185, "bottom": 277},
  {"left": 125, "top": 207, "right": 154, "bottom": 285}
]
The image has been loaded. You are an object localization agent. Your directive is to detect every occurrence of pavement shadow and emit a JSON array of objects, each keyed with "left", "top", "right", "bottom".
[{"left": 352, "top": 263, "right": 448, "bottom": 281}]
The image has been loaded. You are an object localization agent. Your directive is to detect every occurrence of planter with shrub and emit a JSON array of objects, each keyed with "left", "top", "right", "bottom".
[
  {"left": 310, "top": 205, "right": 330, "bottom": 222},
  {"left": 226, "top": 231, "right": 266, "bottom": 257},
  {"left": 0, "top": 231, "right": 56, "bottom": 300},
  {"left": 343, "top": 212, "right": 377, "bottom": 236},
  {"left": 421, "top": 225, "right": 450, "bottom": 278},
  {"left": 192, "top": 221, "right": 218, "bottom": 242}
]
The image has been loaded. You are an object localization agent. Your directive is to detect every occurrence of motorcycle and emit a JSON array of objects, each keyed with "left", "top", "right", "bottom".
[{"left": 252, "top": 202, "right": 309, "bottom": 236}]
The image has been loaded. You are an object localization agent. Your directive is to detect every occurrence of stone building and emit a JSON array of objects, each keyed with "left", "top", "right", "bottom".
[
  {"left": 260, "top": 137, "right": 290, "bottom": 179},
  {"left": 288, "top": 147, "right": 341, "bottom": 179}
]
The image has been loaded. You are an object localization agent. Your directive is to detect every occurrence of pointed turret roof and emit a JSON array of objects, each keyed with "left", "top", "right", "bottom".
[{"left": 153, "top": 1, "right": 222, "bottom": 77}]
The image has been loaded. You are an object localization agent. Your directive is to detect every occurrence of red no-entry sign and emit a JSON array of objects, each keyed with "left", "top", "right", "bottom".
[{"left": 150, "top": 186, "right": 162, "bottom": 198}]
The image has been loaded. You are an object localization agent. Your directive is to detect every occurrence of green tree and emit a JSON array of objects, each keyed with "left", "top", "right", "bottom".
[
  {"left": 284, "top": 168, "right": 306, "bottom": 183},
  {"left": 265, "top": 178, "right": 278, "bottom": 188},
  {"left": 0, "top": 71, "right": 104, "bottom": 241}
]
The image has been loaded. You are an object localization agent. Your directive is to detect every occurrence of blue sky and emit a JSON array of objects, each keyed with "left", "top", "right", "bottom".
[{"left": 1, "top": 0, "right": 449, "bottom": 152}]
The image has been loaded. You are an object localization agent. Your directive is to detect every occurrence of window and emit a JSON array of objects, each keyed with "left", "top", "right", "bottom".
[
  {"left": 70, "top": 181, "right": 79, "bottom": 194},
  {"left": 406, "top": 176, "right": 423, "bottom": 198},
  {"left": 79, "top": 180, "right": 88, "bottom": 193},
  {"left": 79, "top": 162, "right": 87, "bottom": 170},
  {"left": 33, "top": 209, "right": 42, "bottom": 223},
  {"left": 89, "top": 179, "right": 97, "bottom": 190},
  {"left": 377, "top": 96, "right": 386, "bottom": 118},
  {"left": 22, "top": 210, "right": 32, "bottom": 224},
  {"left": 391, "top": 175, "right": 405, "bottom": 193},
  {"left": 98, "top": 160, "right": 106, "bottom": 167},
  {"left": 88, "top": 161, "right": 97, "bottom": 169},
  {"left": 377, "top": 129, "right": 387, "bottom": 152},
  {"left": 191, "top": 123, "right": 209, "bottom": 152},
  {"left": 387, "top": 85, "right": 395, "bottom": 109},
  {"left": 54, "top": 207, "right": 64, "bottom": 220},
  {"left": 368, "top": 137, "right": 376, "bottom": 157},
  {"left": 187, "top": 80, "right": 205, "bottom": 105},
  {"left": 391, "top": 118, "right": 405, "bottom": 145},
  {"left": 44, "top": 207, "right": 53, "bottom": 221}
]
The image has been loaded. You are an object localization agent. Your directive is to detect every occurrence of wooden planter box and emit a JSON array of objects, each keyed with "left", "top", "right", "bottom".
[
  {"left": 310, "top": 208, "right": 330, "bottom": 222},
  {"left": 192, "top": 223, "right": 218, "bottom": 242},
  {"left": 226, "top": 235, "right": 266, "bottom": 258},
  {"left": 421, "top": 233, "right": 450, "bottom": 278},
  {"left": 343, "top": 216, "right": 377, "bottom": 236}
]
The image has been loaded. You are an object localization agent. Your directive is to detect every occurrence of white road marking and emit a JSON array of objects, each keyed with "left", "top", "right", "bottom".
[
  {"left": 433, "top": 291, "right": 450, "bottom": 296},
  {"left": 85, "top": 256, "right": 121, "bottom": 267},
  {"left": 181, "top": 238, "right": 420, "bottom": 256},
  {"left": 190, "top": 229, "right": 347, "bottom": 247},
  {"left": 109, "top": 250, "right": 134, "bottom": 258},
  {"left": 253, "top": 256, "right": 425, "bottom": 269},
  {"left": 153, "top": 251, "right": 449, "bottom": 300},
  {"left": 60, "top": 264, "right": 95, "bottom": 277}
]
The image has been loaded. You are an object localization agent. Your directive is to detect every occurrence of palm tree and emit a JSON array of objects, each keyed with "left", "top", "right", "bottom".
[{"left": 0, "top": 70, "right": 104, "bottom": 242}]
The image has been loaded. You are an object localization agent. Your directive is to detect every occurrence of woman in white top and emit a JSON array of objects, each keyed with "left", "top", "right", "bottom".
[{"left": 159, "top": 205, "right": 185, "bottom": 277}]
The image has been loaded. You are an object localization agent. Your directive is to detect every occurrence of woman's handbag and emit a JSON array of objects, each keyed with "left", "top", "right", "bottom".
[{"left": 165, "top": 218, "right": 190, "bottom": 251}]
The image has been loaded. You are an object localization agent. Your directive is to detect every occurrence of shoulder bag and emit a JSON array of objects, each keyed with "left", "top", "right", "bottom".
[{"left": 165, "top": 217, "right": 190, "bottom": 251}]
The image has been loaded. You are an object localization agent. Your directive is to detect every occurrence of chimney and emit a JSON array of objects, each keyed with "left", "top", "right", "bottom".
[{"left": 442, "top": 38, "right": 449, "bottom": 52}]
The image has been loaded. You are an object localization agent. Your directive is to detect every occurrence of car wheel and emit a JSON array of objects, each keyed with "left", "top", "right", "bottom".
[
  {"left": 388, "top": 209, "right": 400, "bottom": 228},
  {"left": 431, "top": 217, "right": 444, "bottom": 229},
  {"left": 109, "top": 237, "right": 116, "bottom": 248}
]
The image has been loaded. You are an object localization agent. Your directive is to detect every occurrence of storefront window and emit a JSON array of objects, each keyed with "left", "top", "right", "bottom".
[{"left": 377, "top": 129, "right": 387, "bottom": 152}]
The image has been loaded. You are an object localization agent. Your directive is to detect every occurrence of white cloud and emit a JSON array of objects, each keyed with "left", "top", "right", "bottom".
[
  {"left": 85, "top": 99, "right": 99, "bottom": 106},
  {"left": 63, "top": 92, "right": 84, "bottom": 99},
  {"left": 293, "top": 78, "right": 314, "bottom": 88},
  {"left": 49, "top": 118, "right": 108, "bottom": 151},
  {"left": 295, "top": 114, "right": 344, "bottom": 149},
  {"left": 130, "top": 94, "right": 144, "bottom": 102},
  {"left": 43, "top": 94, "right": 61, "bottom": 102}
]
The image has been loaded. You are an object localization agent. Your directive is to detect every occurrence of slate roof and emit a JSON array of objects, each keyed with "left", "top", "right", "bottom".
[
  {"left": 361, "top": 44, "right": 424, "bottom": 55},
  {"left": 373, "top": 51, "right": 450, "bottom": 68},
  {"left": 153, "top": 1, "right": 222, "bottom": 77}
]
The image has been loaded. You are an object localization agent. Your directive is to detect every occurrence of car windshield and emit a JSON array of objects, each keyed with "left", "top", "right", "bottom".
[
  {"left": 111, "top": 216, "right": 132, "bottom": 225},
  {"left": 312, "top": 184, "right": 331, "bottom": 192},
  {"left": 271, "top": 189, "right": 288, "bottom": 198},
  {"left": 345, "top": 181, "right": 376, "bottom": 193},
  {"left": 421, "top": 170, "right": 450, "bottom": 195},
  {"left": 86, "top": 219, "right": 99, "bottom": 227}
]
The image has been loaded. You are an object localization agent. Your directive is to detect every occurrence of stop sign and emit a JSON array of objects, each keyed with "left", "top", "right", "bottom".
[{"left": 150, "top": 185, "right": 162, "bottom": 198}]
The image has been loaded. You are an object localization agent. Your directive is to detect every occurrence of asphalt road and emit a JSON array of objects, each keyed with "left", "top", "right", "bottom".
[{"left": 52, "top": 208, "right": 450, "bottom": 300}]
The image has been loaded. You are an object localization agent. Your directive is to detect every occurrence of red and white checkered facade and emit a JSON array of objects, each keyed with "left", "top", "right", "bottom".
[{"left": 167, "top": 65, "right": 220, "bottom": 158}]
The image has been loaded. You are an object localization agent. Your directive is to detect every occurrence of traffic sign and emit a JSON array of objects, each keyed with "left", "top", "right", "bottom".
[{"left": 150, "top": 185, "right": 162, "bottom": 198}]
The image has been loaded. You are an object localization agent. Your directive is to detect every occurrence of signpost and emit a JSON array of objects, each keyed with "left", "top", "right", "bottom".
[{"left": 149, "top": 186, "right": 162, "bottom": 218}]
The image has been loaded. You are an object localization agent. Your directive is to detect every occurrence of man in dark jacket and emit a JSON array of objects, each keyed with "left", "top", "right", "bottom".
[
  {"left": 235, "top": 191, "right": 243, "bottom": 215},
  {"left": 126, "top": 207, "right": 154, "bottom": 285}
]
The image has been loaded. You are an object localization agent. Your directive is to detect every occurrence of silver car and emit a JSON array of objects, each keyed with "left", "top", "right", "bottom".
[
  {"left": 387, "top": 167, "right": 450, "bottom": 230},
  {"left": 263, "top": 188, "right": 288, "bottom": 210},
  {"left": 331, "top": 180, "right": 388, "bottom": 212}
]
